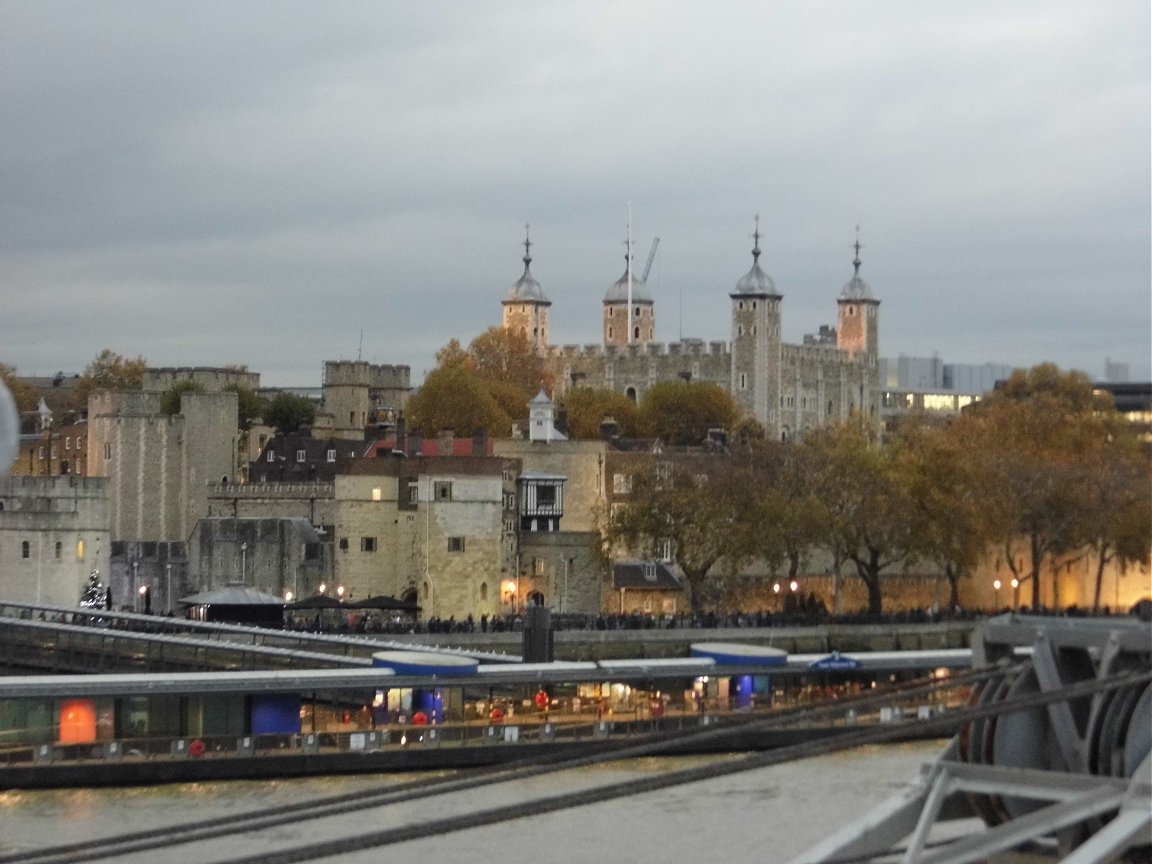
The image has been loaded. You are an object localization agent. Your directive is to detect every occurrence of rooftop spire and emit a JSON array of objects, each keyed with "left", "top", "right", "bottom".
[
  {"left": 523, "top": 223, "right": 532, "bottom": 268},
  {"left": 751, "top": 213, "right": 762, "bottom": 264},
  {"left": 853, "top": 225, "right": 862, "bottom": 277}
]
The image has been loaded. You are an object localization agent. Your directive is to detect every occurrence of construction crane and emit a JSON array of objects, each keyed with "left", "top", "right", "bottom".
[{"left": 641, "top": 237, "right": 660, "bottom": 282}]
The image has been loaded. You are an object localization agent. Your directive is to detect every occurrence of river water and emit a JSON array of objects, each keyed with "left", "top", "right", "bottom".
[{"left": 0, "top": 741, "right": 953, "bottom": 863}]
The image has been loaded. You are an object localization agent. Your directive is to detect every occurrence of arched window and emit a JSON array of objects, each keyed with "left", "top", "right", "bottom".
[
  {"left": 479, "top": 582, "right": 488, "bottom": 601},
  {"left": 401, "top": 587, "right": 418, "bottom": 605},
  {"left": 625, "top": 386, "right": 637, "bottom": 402},
  {"left": 633, "top": 326, "right": 641, "bottom": 340},
  {"left": 527, "top": 590, "right": 545, "bottom": 607}
]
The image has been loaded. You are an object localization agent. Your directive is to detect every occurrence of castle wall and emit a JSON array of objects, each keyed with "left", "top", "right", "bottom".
[
  {"left": 547, "top": 340, "right": 730, "bottom": 404},
  {"left": 518, "top": 531, "right": 604, "bottom": 615},
  {"left": 492, "top": 439, "right": 607, "bottom": 534},
  {"left": 323, "top": 360, "right": 411, "bottom": 440},
  {"left": 0, "top": 476, "right": 110, "bottom": 606},
  {"left": 143, "top": 367, "right": 260, "bottom": 392},
  {"left": 86, "top": 390, "right": 237, "bottom": 543}
]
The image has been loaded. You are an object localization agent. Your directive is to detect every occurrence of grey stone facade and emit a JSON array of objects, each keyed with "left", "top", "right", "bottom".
[
  {"left": 86, "top": 390, "right": 238, "bottom": 543},
  {"left": 0, "top": 475, "right": 110, "bottom": 606},
  {"left": 322, "top": 361, "right": 410, "bottom": 441},
  {"left": 187, "top": 517, "right": 329, "bottom": 601},
  {"left": 506, "top": 230, "right": 882, "bottom": 440}
]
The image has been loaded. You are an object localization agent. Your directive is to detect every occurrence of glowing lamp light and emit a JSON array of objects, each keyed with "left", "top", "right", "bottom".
[
  {"left": 993, "top": 579, "right": 1002, "bottom": 591},
  {"left": 284, "top": 591, "right": 294, "bottom": 603},
  {"left": 1010, "top": 578, "right": 1019, "bottom": 589},
  {"left": 138, "top": 585, "right": 148, "bottom": 595},
  {"left": 789, "top": 580, "right": 798, "bottom": 592},
  {"left": 318, "top": 583, "right": 327, "bottom": 594},
  {"left": 772, "top": 583, "right": 780, "bottom": 594},
  {"left": 336, "top": 585, "right": 346, "bottom": 599}
]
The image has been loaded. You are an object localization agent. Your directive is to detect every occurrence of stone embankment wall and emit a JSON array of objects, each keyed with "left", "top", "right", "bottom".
[{"left": 389, "top": 622, "right": 975, "bottom": 661}]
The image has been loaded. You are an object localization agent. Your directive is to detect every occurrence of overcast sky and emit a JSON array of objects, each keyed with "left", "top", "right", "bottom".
[{"left": 2, "top": 1, "right": 1148, "bottom": 388}]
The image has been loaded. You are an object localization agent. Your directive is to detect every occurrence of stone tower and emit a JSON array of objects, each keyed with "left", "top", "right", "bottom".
[
  {"left": 603, "top": 235, "right": 654, "bottom": 346},
  {"left": 502, "top": 225, "right": 552, "bottom": 352},
  {"left": 730, "top": 216, "right": 783, "bottom": 433},
  {"left": 836, "top": 230, "right": 880, "bottom": 365}
]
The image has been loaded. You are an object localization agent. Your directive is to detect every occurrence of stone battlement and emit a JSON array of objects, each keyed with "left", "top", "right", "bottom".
[
  {"left": 545, "top": 339, "right": 730, "bottom": 361},
  {"left": 207, "top": 482, "right": 335, "bottom": 499},
  {"left": 144, "top": 367, "right": 260, "bottom": 392},
  {"left": 323, "top": 360, "right": 411, "bottom": 390}
]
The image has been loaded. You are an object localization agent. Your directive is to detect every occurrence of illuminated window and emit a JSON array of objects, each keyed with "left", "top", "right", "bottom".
[
  {"left": 326, "top": 449, "right": 336, "bottom": 463},
  {"left": 371, "top": 487, "right": 382, "bottom": 501},
  {"left": 266, "top": 450, "right": 275, "bottom": 462},
  {"left": 613, "top": 473, "right": 632, "bottom": 495},
  {"left": 296, "top": 450, "right": 306, "bottom": 463}
]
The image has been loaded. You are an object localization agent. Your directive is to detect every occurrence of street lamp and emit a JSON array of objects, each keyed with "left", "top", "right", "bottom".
[
  {"left": 318, "top": 582, "right": 327, "bottom": 595},
  {"left": 772, "top": 582, "right": 780, "bottom": 613},
  {"left": 165, "top": 563, "right": 172, "bottom": 616},
  {"left": 131, "top": 561, "right": 139, "bottom": 612},
  {"left": 789, "top": 580, "right": 798, "bottom": 593},
  {"left": 993, "top": 579, "right": 1002, "bottom": 611},
  {"left": 240, "top": 542, "right": 248, "bottom": 584},
  {"left": 336, "top": 585, "right": 345, "bottom": 601},
  {"left": 1010, "top": 578, "right": 1019, "bottom": 611}
]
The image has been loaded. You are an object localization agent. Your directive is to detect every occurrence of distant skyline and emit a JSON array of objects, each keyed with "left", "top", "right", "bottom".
[{"left": 2, "top": 2, "right": 1148, "bottom": 387}]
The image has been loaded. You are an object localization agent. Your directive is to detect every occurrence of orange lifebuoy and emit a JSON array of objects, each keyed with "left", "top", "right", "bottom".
[{"left": 188, "top": 739, "right": 206, "bottom": 758}]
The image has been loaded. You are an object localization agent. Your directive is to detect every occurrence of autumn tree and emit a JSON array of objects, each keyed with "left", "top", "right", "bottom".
[
  {"left": 406, "top": 363, "right": 511, "bottom": 438},
  {"left": 893, "top": 417, "right": 996, "bottom": 611},
  {"left": 754, "top": 441, "right": 828, "bottom": 590},
  {"left": 263, "top": 392, "right": 317, "bottom": 434},
  {"left": 561, "top": 387, "right": 639, "bottom": 439},
  {"left": 962, "top": 364, "right": 1109, "bottom": 609},
  {"left": 78, "top": 349, "right": 146, "bottom": 399},
  {"left": 803, "top": 421, "right": 919, "bottom": 616},
  {"left": 468, "top": 327, "right": 553, "bottom": 396},
  {"left": 607, "top": 455, "right": 750, "bottom": 612},
  {"left": 637, "top": 381, "right": 739, "bottom": 445},
  {"left": 1073, "top": 429, "right": 1151, "bottom": 611}
]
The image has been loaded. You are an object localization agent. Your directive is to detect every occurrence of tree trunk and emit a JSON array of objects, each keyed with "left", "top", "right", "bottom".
[
  {"left": 945, "top": 562, "right": 961, "bottom": 611},
  {"left": 1029, "top": 535, "right": 1043, "bottom": 609},
  {"left": 1092, "top": 542, "right": 1111, "bottom": 613},
  {"left": 853, "top": 549, "right": 884, "bottom": 616}
]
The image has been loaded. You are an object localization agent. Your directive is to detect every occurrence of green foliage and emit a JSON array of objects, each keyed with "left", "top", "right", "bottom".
[
  {"left": 224, "top": 384, "right": 266, "bottom": 431},
  {"left": 637, "top": 381, "right": 739, "bottom": 445},
  {"left": 561, "top": 387, "right": 639, "bottom": 439},
  {"left": 263, "top": 392, "right": 317, "bottom": 434},
  {"left": 159, "top": 380, "right": 205, "bottom": 416}
]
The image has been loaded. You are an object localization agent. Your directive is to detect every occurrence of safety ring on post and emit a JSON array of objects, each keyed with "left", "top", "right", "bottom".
[{"left": 188, "top": 739, "right": 206, "bottom": 758}]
